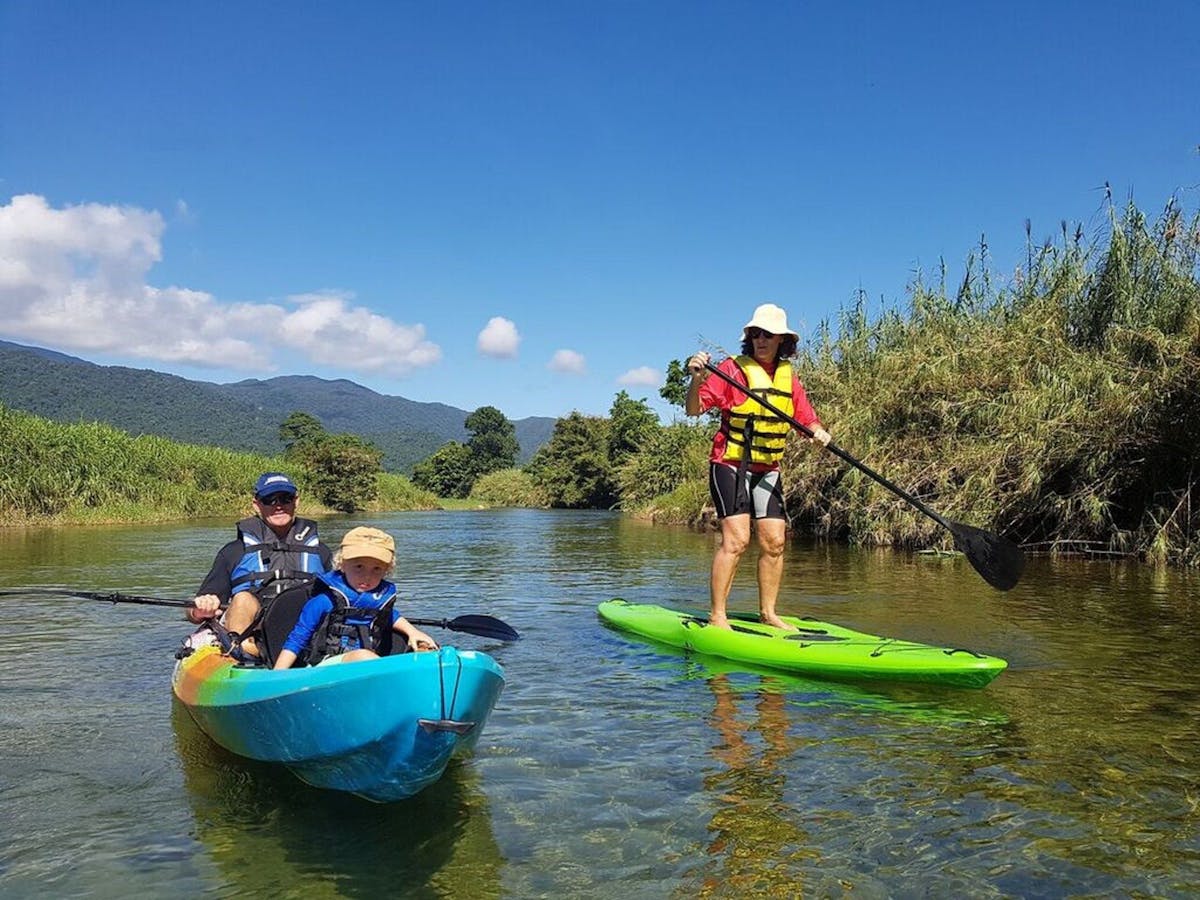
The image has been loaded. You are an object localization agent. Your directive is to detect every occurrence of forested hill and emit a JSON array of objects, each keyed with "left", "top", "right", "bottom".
[{"left": 0, "top": 340, "right": 555, "bottom": 472}]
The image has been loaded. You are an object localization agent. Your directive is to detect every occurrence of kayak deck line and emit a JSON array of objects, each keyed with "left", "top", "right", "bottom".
[
  {"left": 683, "top": 615, "right": 845, "bottom": 641},
  {"left": 420, "top": 649, "right": 478, "bottom": 734}
]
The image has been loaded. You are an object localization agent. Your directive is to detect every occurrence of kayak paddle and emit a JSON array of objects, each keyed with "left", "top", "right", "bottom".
[
  {"left": 407, "top": 615, "right": 520, "bottom": 642},
  {"left": 700, "top": 360, "right": 1026, "bottom": 591},
  {"left": 0, "top": 587, "right": 196, "bottom": 608},
  {"left": 0, "top": 588, "right": 521, "bottom": 640}
]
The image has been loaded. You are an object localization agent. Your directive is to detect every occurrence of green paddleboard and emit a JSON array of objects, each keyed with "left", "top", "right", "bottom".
[{"left": 597, "top": 599, "right": 1007, "bottom": 689}]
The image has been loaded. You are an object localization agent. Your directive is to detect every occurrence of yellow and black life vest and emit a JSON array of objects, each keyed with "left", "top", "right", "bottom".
[{"left": 719, "top": 356, "right": 795, "bottom": 464}]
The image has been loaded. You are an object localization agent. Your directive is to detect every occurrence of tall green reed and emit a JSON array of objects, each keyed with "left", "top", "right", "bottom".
[{"left": 786, "top": 194, "right": 1200, "bottom": 564}]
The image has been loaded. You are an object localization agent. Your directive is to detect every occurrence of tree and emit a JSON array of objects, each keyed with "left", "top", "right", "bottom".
[
  {"left": 279, "top": 411, "right": 326, "bottom": 454},
  {"left": 305, "top": 433, "right": 383, "bottom": 512},
  {"left": 616, "top": 421, "right": 711, "bottom": 507},
  {"left": 660, "top": 359, "right": 691, "bottom": 409},
  {"left": 411, "top": 441, "right": 474, "bottom": 498},
  {"left": 661, "top": 358, "right": 720, "bottom": 423},
  {"left": 527, "top": 413, "right": 617, "bottom": 508},
  {"left": 275, "top": 411, "right": 383, "bottom": 511},
  {"left": 607, "top": 391, "right": 659, "bottom": 466},
  {"left": 465, "top": 406, "right": 519, "bottom": 477}
]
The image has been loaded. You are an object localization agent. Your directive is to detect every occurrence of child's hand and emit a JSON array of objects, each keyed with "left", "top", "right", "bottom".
[{"left": 408, "top": 630, "right": 439, "bottom": 652}]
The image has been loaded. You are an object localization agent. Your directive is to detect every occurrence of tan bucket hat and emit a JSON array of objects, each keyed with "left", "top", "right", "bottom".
[
  {"left": 743, "top": 303, "right": 799, "bottom": 340},
  {"left": 340, "top": 526, "right": 395, "bottom": 566}
]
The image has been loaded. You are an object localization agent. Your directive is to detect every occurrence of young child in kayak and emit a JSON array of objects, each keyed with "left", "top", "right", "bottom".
[{"left": 272, "top": 526, "right": 439, "bottom": 669}]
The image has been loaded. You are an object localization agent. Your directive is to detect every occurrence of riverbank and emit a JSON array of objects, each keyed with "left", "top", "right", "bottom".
[{"left": 0, "top": 403, "right": 439, "bottom": 527}]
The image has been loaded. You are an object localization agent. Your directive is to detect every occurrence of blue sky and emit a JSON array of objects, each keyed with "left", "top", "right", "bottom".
[{"left": 1, "top": 2, "right": 1197, "bottom": 422}]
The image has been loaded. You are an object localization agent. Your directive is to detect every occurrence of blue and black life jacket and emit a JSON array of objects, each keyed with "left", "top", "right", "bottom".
[
  {"left": 229, "top": 516, "right": 325, "bottom": 601},
  {"left": 305, "top": 573, "right": 398, "bottom": 666}
]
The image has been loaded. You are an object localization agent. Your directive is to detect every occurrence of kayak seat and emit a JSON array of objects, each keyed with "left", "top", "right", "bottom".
[
  {"left": 379, "top": 627, "right": 402, "bottom": 656},
  {"left": 255, "top": 584, "right": 316, "bottom": 667}
]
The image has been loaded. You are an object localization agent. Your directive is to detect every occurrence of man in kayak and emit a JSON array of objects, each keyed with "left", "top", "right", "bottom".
[
  {"left": 273, "top": 526, "right": 439, "bottom": 669},
  {"left": 686, "top": 303, "right": 832, "bottom": 630},
  {"left": 188, "top": 472, "right": 333, "bottom": 658}
]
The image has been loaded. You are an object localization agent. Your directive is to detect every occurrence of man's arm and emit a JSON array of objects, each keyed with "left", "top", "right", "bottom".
[{"left": 188, "top": 540, "right": 244, "bottom": 623}]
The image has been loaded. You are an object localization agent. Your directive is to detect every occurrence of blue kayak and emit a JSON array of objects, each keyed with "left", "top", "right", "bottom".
[{"left": 173, "top": 644, "right": 504, "bottom": 802}]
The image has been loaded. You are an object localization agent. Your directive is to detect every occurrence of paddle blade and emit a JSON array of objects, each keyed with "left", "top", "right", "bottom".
[
  {"left": 448, "top": 614, "right": 520, "bottom": 641},
  {"left": 408, "top": 614, "right": 520, "bottom": 641},
  {"left": 949, "top": 521, "right": 1026, "bottom": 591}
]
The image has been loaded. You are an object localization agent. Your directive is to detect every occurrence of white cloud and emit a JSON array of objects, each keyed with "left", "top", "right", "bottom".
[
  {"left": 0, "top": 193, "right": 441, "bottom": 376},
  {"left": 617, "top": 366, "right": 662, "bottom": 387},
  {"left": 277, "top": 291, "right": 442, "bottom": 374},
  {"left": 477, "top": 316, "right": 520, "bottom": 358},
  {"left": 547, "top": 348, "right": 586, "bottom": 374}
]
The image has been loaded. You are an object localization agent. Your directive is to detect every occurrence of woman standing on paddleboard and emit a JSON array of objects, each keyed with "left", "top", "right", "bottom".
[{"left": 685, "top": 303, "right": 832, "bottom": 631}]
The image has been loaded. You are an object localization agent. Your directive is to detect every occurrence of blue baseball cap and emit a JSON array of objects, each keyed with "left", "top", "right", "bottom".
[{"left": 254, "top": 472, "right": 299, "bottom": 499}]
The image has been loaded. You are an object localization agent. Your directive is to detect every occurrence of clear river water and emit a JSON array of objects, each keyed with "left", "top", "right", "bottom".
[{"left": 1, "top": 509, "right": 1197, "bottom": 898}]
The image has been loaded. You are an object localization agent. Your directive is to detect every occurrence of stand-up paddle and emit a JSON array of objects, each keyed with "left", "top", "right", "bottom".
[
  {"left": 700, "top": 359, "right": 1025, "bottom": 590},
  {"left": 0, "top": 588, "right": 521, "bottom": 639}
]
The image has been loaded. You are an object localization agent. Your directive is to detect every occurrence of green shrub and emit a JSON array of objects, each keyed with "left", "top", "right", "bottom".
[
  {"left": 616, "top": 421, "right": 711, "bottom": 509},
  {"left": 469, "top": 468, "right": 548, "bottom": 507}
]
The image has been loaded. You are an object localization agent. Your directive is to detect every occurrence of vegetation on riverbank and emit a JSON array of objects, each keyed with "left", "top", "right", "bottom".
[
  {"left": 784, "top": 195, "right": 1200, "bottom": 565},
  {"left": 0, "top": 404, "right": 437, "bottom": 526},
  {"left": 8, "top": 194, "right": 1197, "bottom": 566},
  {"left": 627, "top": 194, "right": 1200, "bottom": 565},
  {"left": 437, "top": 193, "right": 1200, "bottom": 571}
]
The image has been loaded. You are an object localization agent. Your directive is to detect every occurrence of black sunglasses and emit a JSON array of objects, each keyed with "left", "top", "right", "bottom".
[
  {"left": 747, "top": 328, "right": 777, "bottom": 340},
  {"left": 258, "top": 493, "right": 296, "bottom": 506}
]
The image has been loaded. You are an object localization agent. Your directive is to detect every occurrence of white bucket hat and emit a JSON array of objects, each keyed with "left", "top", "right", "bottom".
[{"left": 743, "top": 303, "right": 799, "bottom": 340}]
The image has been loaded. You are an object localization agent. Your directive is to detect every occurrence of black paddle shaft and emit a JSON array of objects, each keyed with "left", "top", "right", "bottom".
[
  {"left": 0, "top": 588, "right": 523, "bottom": 639},
  {"left": 0, "top": 588, "right": 193, "bottom": 607},
  {"left": 699, "top": 359, "right": 1025, "bottom": 590}
]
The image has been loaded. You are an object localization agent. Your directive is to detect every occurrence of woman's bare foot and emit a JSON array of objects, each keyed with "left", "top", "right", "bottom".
[
  {"left": 708, "top": 613, "right": 732, "bottom": 630},
  {"left": 760, "top": 614, "right": 798, "bottom": 632}
]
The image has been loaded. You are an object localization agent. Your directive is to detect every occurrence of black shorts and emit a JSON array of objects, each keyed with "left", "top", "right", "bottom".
[{"left": 709, "top": 462, "right": 786, "bottom": 520}]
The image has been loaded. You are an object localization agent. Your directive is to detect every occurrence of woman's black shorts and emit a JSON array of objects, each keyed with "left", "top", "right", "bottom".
[{"left": 709, "top": 462, "right": 786, "bottom": 520}]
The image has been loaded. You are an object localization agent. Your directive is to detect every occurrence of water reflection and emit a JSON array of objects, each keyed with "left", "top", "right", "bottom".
[
  {"left": 692, "top": 674, "right": 812, "bottom": 897},
  {"left": 172, "top": 702, "right": 505, "bottom": 899},
  {"left": 622, "top": 627, "right": 1012, "bottom": 729},
  {"left": 629, "top": 644, "right": 1016, "bottom": 897}
]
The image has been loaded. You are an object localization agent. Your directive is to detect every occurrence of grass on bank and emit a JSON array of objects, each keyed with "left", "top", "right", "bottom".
[
  {"left": 782, "top": 196, "right": 1200, "bottom": 565},
  {"left": 0, "top": 404, "right": 438, "bottom": 526},
  {"left": 626, "top": 196, "right": 1200, "bottom": 566}
]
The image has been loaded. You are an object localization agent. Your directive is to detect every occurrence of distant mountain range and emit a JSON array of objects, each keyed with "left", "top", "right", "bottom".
[{"left": 0, "top": 340, "right": 556, "bottom": 472}]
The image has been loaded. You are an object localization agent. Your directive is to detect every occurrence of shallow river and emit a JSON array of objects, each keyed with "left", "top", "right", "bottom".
[{"left": 1, "top": 509, "right": 1197, "bottom": 898}]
